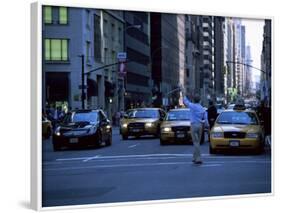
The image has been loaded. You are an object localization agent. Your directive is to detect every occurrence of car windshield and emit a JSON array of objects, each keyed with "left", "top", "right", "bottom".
[
  {"left": 63, "top": 111, "right": 98, "bottom": 124},
  {"left": 128, "top": 110, "right": 159, "bottom": 118},
  {"left": 166, "top": 110, "right": 191, "bottom": 121},
  {"left": 216, "top": 111, "right": 258, "bottom": 125}
]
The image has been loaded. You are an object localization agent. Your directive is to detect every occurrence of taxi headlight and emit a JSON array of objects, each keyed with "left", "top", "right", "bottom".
[
  {"left": 211, "top": 132, "right": 223, "bottom": 138},
  {"left": 162, "top": 127, "right": 172, "bottom": 132},
  {"left": 122, "top": 123, "right": 128, "bottom": 128},
  {"left": 88, "top": 125, "right": 97, "bottom": 134},
  {"left": 145, "top": 122, "right": 153, "bottom": 127},
  {"left": 246, "top": 133, "right": 259, "bottom": 139},
  {"left": 54, "top": 127, "right": 61, "bottom": 136}
]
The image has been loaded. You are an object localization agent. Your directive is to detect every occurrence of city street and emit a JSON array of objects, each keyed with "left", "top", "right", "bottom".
[{"left": 42, "top": 128, "right": 271, "bottom": 207}]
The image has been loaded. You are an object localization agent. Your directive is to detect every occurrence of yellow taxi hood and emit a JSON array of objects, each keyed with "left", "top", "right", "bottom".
[
  {"left": 161, "top": 120, "right": 191, "bottom": 127},
  {"left": 123, "top": 118, "right": 159, "bottom": 123},
  {"left": 212, "top": 124, "right": 261, "bottom": 133}
]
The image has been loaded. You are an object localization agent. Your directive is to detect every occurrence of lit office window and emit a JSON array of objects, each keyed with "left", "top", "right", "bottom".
[
  {"left": 59, "top": 7, "right": 68, "bottom": 24},
  {"left": 44, "top": 6, "right": 52, "bottom": 24},
  {"left": 45, "top": 39, "right": 68, "bottom": 61},
  {"left": 44, "top": 39, "right": 51, "bottom": 60}
]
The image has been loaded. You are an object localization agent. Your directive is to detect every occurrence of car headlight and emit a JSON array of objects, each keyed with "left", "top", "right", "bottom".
[
  {"left": 106, "top": 125, "right": 111, "bottom": 129},
  {"left": 88, "top": 125, "right": 97, "bottom": 134},
  {"left": 211, "top": 132, "right": 223, "bottom": 138},
  {"left": 145, "top": 122, "right": 153, "bottom": 127},
  {"left": 162, "top": 127, "right": 172, "bottom": 132},
  {"left": 54, "top": 127, "right": 61, "bottom": 136},
  {"left": 246, "top": 133, "right": 259, "bottom": 139},
  {"left": 122, "top": 123, "right": 128, "bottom": 128}
]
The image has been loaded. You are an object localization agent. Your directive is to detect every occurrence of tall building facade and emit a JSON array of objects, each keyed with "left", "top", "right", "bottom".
[
  {"left": 185, "top": 15, "right": 203, "bottom": 99},
  {"left": 92, "top": 10, "right": 125, "bottom": 119},
  {"left": 245, "top": 45, "right": 253, "bottom": 97},
  {"left": 202, "top": 16, "right": 214, "bottom": 105},
  {"left": 124, "top": 11, "right": 151, "bottom": 109},
  {"left": 214, "top": 16, "right": 225, "bottom": 102},
  {"left": 260, "top": 19, "right": 272, "bottom": 106},
  {"left": 151, "top": 13, "right": 186, "bottom": 107},
  {"left": 42, "top": 6, "right": 96, "bottom": 111}
]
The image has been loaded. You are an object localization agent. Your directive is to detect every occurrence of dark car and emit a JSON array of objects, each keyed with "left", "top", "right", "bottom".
[{"left": 52, "top": 109, "right": 112, "bottom": 151}]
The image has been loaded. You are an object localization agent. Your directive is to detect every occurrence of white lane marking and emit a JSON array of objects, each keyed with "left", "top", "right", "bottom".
[
  {"left": 44, "top": 160, "right": 270, "bottom": 172},
  {"left": 82, "top": 155, "right": 101, "bottom": 162},
  {"left": 55, "top": 153, "right": 256, "bottom": 162},
  {"left": 128, "top": 144, "right": 138, "bottom": 148},
  {"left": 200, "top": 164, "right": 222, "bottom": 167}
]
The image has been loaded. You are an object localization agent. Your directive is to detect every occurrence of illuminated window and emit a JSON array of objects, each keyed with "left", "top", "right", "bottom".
[
  {"left": 44, "top": 6, "right": 52, "bottom": 24},
  {"left": 45, "top": 39, "right": 68, "bottom": 61},
  {"left": 59, "top": 7, "right": 68, "bottom": 24}
]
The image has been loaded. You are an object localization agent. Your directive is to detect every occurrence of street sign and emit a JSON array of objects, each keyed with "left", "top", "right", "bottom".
[{"left": 117, "top": 52, "right": 127, "bottom": 62}]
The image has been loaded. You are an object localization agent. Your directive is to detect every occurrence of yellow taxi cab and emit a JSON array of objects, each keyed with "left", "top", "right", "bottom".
[
  {"left": 160, "top": 108, "right": 197, "bottom": 145},
  {"left": 120, "top": 108, "right": 166, "bottom": 140},
  {"left": 209, "top": 103, "right": 264, "bottom": 154},
  {"left": 42, "top": 115, "right": 52, "bottom": 139}
]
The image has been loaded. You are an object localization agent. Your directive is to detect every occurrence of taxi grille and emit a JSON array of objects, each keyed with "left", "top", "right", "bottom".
[
  {"left": 224, "top": 132, "right": 246, "bottom": 138},
  {"left": 128, "top": 123, "right": 145, "bottom": 129},
  {"left": 172, "top": 126, "right": 190, "bottom": 132}
]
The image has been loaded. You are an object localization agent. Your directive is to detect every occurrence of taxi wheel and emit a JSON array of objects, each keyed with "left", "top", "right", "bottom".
[
  {"left": 96, "top": 131, "right": 103, "bottom": 147},
  {"left": 160, "top": 139, "right": 167, "bottom": 145},
  {"left": 209, "top": 145, "right": 217, "bottom": 154},
  {"left": 105, "top": 134, "right": 112, "bottom": 146},
  {"left": 253, "top": 145, "right": 264, "bottom": 155},
  {"left": 45, "top": 127, "right": 51, "bottom": 139},
  {"left": 122, "top": 134, "right": 128, "bottom": 140},
  {"left": 53, "top": 143, "right": 61, "bottom": 151}
]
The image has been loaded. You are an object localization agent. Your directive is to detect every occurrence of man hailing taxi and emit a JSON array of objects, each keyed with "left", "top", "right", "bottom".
[{"left": 182, "top": 91, "right": 209, "bottom": 164}]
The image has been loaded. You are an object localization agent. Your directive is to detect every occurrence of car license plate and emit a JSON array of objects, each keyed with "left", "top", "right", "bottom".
[
  {"left": 69, "top": 138, "right": 78, "bottom": 144},
  {"left": 132, "top": 129, "right": 141, "bottom": 132},
  {"left": 177, "top": 133, "right": 185, "bottom": 138},
  {"left": 229, "top": 140, "right": 240, "bottom": 147}
]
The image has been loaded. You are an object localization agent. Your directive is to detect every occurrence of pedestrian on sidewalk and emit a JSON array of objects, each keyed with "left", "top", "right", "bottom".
[{"left": 182, "top": 92, "right": 209, "bottom": 164}]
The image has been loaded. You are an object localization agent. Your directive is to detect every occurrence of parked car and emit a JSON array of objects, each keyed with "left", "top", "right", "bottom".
[
  {"left": 52, "top": 109, "right": 112, "bottom": 151},
  {"left": 120, "top": 108, "right": 166, "bottom": 140},
  {"left": 42, "top": 115, "right": 52, "bottom": 139},
  {"left": 160, "top": 108, "right": 206, "bottom": 145},
  {"left": 209, "top": 104, "right": 264, "bottom": 154}
]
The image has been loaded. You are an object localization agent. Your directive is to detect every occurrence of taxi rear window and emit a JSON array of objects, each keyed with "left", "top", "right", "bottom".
[
  {"left": 216, "top": 111, "right": 258, "bottom": 125},
  {"left": 166, "top": 110, "right": 191, "bottom": 121}
]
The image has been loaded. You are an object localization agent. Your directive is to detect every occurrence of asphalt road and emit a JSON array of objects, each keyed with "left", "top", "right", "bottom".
[{"left": 42, "top": 128, "right": 272, "bottom": 207}]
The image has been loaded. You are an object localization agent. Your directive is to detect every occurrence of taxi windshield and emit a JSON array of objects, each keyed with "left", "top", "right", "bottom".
[
  {"left": 217, "top": 111, "right": 258, "bottom": 125},
  {"left": 128, "top": 110, "right": 159, "bottom": 118},
  {"left": 166, "top": 110, "right": 191, "bottom": 121}
]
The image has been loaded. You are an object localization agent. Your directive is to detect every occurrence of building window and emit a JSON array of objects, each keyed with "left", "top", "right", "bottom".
[
  {"left": 59, "top": 7, "right": 68, "bottom": 24},
  {"left": 103, "top": 19, "right": 108, "bottom": 38},
  {"left": 45, "top": 39, "right": 68, "bottom": 61},
  {"left": 86, "top": 10, "right": 91, "bottom": 28},
  {"left": 111, "top": 23, "right": 115, "bottom": 41},
  {"left": 44, "top": 6, "right": 52, "bottom": 24},
  {"left": 118, "top": 27, "right": 122, "bottom": 44},
  {"left": 86, "top": 41, "right": 91, "bottom": 63},
  {"left": 94, "top": 14, "right": 102, "bottom": 62}
]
